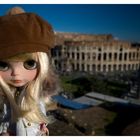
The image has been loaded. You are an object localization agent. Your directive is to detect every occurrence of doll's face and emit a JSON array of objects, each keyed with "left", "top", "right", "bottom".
[{"left": 0, "top": 60, "right": 38, "bottom": 87}]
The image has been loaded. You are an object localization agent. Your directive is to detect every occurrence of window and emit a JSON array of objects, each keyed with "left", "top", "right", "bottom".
[
  {"left": 123, "top": 64, "right": 126, "bottom": 71},
  {"left": 114, "top": 53, "right": 117, "bottom": 60},
  {"left": 87, "top": 64, "right": 90, "bottom": 71},
  {"left": 119, "top": 64, "right": 122, "bottom": 71},
  {"left": 108, "top": 65, "right": 111, "bottom": 71},
  {"left": 98, "top": 53, "right": 101, "bottom": 61},
  {"left": 72, "top": 52, "right": 75, "bottom": 59},
  {"left": 113, "top": 64, "right": 117, "bottom": 71},
  {"left": 103, "top": 53, "right": 107, "bottom": 60},
  {"left": 67, "top": 52, "right": 70, "bottom": 58},
  {"left": 109, "top": 53, "right": 112, "bottom": 61},
  {"left": 87, "top": 53, "right": 90, "bottom": 60},
  {"left": 103, "top": 64, "right": 106, "bottom": 72},
  {"left": 98, "top": 48, "right": 101, "bottom": 51},
  {"left": 133, "top": 52, "right": 136, "bottom": 60},
  {"left": 132, "top": 64, "right": 134, "bottom": 70},
  {"left": 129, "top": 52, "right": 132, "bottom": 60},
  {"left": 82, "top": 52, "right": 85, "bottom": 60},
  {"left": 71, "top": 63, "right": 75, "bottom": 71},
  {"left": 77, "top": 53, "right": 79, "bottom": 60},
  {"left": 81, "top": 64, "right": 85, "bottom": 71},
  {"left": 124, "top": 53, "right": 127, "bottom": 61},
  {"left": 97, "top": 64, "right": 101, "bottom": 71},
  {"left": 77, "top": 63, "right": 79, "bottom": 71},
  {"left": 92, "top": 64, "right": 96, "bottom": 72},
  {"left": 119, "top": 53, "right": 122, "bottom": 61},
  {"left": 58, "top": 51, "right": 61, "bottom": 57},
  {"left": 128, "top": 64, "right": 131, "bottom": 70},
  {"left": 93, "top": 53, "right": 96, "bottom": 60}
]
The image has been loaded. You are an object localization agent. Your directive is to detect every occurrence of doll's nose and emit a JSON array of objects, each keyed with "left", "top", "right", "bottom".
[{"left": 11, "top": 67, "right": 21, "bottom": 76}]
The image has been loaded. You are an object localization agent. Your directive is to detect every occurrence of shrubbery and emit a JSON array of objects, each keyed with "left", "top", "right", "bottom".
[{"left": 60, "top": 74, "right": 130, "bottom": 98}]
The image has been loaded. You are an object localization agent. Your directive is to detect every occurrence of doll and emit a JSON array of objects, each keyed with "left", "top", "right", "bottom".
[{"left": 0, "top": 7, "right": 59, "bottom": 136}]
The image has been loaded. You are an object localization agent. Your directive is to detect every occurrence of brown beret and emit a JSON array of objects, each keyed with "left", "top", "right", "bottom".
[{"left": 0, "top": 12, "right": 54, "bottom": 59}]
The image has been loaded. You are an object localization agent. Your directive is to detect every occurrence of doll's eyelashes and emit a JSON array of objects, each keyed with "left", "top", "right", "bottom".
[
  {"left": 24, "top": 60, "right": 38, "bottom": 70},
  {"left": 0, "top": 60, "right": 38, "bottom": 71},
  {"left": 0, "top": 61, "right": 9, "bottom": 71}
]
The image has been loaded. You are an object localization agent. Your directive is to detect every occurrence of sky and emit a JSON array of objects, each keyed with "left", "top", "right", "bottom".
[{"left": 0, "top": 4, "right": 140, "bottom": 42}]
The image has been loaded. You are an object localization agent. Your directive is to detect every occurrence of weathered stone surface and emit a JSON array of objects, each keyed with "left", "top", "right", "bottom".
[
  {"left": 48, "top": 102, "right": 140, "bottom": 136},
  {"left": 48, "top": 106, "right": 115, "bottom": 136},
  {"left": 122, "top": 120, "right": 140, "bottom": 136}
]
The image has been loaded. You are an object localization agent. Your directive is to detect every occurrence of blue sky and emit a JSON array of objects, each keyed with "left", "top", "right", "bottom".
[{"left": 0, "top": 4, "right": 140, "bottom": 42}]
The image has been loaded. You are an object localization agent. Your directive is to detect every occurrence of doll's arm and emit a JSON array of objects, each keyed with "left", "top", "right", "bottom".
[
  {"left": 0, "top": 122, "right": 10, "bottom": 136},
  {"left": 0, "top": 103, "right": 10, "bottom": 135}
]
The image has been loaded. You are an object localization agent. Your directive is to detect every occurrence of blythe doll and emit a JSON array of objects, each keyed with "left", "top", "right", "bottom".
[{"left": 0, "top": 7, "right": 59, "bottom": 136}]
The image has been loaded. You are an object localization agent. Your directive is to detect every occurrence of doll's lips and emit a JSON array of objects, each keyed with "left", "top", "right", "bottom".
[{"left": 11, "top": 80, "right": 22, "bottom": 83}]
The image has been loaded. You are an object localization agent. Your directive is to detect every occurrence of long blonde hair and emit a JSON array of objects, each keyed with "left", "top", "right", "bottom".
[{"left": 0, "top": 52, "right": 59, "bottom": 124}]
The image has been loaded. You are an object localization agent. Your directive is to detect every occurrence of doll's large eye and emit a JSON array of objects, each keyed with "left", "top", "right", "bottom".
[
  {"left": 0, "top": 61, "right": 9, "bottom": 71},
  {"left": 24, "top": 60, "right": 38, "bottom": 70}
]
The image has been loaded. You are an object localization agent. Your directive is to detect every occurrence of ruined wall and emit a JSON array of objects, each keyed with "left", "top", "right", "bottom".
[{"left": 52, "top": 32, "right": 140, "bottom": 73}]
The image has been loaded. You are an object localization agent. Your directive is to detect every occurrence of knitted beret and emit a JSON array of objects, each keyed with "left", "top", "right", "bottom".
[{"left": 0, "top": 8, "right": 54, "bottom": 59}]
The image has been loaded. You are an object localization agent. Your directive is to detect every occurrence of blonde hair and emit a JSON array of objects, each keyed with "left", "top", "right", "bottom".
[{"left": 0, "top": 52, "right": 59, "bottom": 124}]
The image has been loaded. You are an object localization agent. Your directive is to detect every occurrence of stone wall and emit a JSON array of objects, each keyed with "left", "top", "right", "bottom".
[{"left": 52, "top": 32, "right": 140, "bottom": 73}]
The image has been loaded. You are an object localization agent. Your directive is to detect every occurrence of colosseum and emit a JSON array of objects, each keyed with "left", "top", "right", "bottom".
[{"left": 51, "top": 32, "right": 140, "bottom": 74}]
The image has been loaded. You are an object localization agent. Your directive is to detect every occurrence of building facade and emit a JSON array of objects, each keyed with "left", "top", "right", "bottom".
[{"left": 51, "top": 32, "right": 140, "bottom": 74}]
